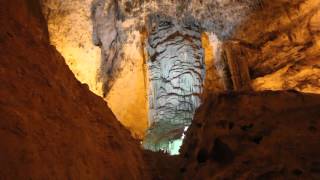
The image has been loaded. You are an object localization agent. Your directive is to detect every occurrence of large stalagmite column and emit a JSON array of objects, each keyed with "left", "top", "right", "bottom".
[{"left": 143, "top": 15, "right": 205, "bottom": 152}]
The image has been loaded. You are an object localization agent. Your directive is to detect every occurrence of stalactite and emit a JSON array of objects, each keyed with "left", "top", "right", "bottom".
[{"left": 91, "top": 0, "right": 121, "bottom": 96}]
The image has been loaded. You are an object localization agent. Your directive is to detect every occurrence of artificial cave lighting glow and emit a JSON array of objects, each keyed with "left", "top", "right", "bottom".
[
  {"left": 167, "top": 139, "right": 183, "bottom": 155},
  {"left": 162, "top": 126, "right": 189, "bottom": 155}
]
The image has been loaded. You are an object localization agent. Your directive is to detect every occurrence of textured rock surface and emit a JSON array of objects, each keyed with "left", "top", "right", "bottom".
[
  {"left": 91, "top": 0, "right": 120, "bottom": 94},
  {"left": 180, "top": 91, "right": 320, "bottom": 179},
  {"left": 0, "top": 1, "right": 150, "bottom": 179},
  {"left": 42, "top": 0, "right": 150, "bottom": 138},
  {"left": 91, "top": 0, "right": 150, "bottom": 139},
  {"left": 144, "top": 150, "right": 183, "bottom": 180},
  {"left": 230, "top": 0, "right": 320, "bottom": 93},
  {"left": 2, "top": 0, "right": 320, "bottom": 179},
  {"left": 213, "top": 40, "right": 252, "bottom": 91},
  {"left": 40, "top": 0, "right": 320, "bottom": 145},
  {"left": 89, "top": 0, "right": 261, "bottom": 93},
  {"left": 41, "top": 0, "right": 102, "bottom": 95},
  {"left": 201, "top": 33, "right": 226, "bottom": 94},
  {"left": 143, "top": 15, "right": 205, "bottom": 151}
]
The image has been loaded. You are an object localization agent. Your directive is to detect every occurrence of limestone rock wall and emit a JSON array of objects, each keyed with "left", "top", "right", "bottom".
[
  {"left": 42, "top": 0, "right": 150, "bottom": 138},
  {"left": 180, "top": 91, "right": 320, "bottom": 179},
  {"left": 41, "top": 0, "right": 102, "bottom": 95},
  {"left": 40, "top": 0, "right": 261, "bottom": 97},
  {"left": 40, "top": 0, "right": 320, "bottom": 142},
  {"left": 95, "top": 2, "right": 150, "bottom": 138},
  {"left": 231, "top": 0, "right": 320, "bottom": 93},
  {"left": 201, "top": 33, "right": 226, "bottom": 94}
]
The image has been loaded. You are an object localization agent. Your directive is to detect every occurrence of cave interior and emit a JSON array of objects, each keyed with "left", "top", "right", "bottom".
[{"left": 1, "top": 0, "right": 320, "bottom": 179}]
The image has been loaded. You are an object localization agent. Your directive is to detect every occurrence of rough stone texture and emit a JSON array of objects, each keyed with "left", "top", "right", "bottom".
[
  {"left": 89, "top": 0, "right": 261, "bottom": 93},
  {"left": 91, "top": 0, "right": 120, "bottom": 94},
  {"left": 41, "top": 0, "right": 150, "bottom": 139},
  {"left": 222, "top": 42, "right": 251, "bottom": 90},
  {"left": 214, "top": 40, "right": 252, "bottom": 91},
  {"left": 230, "top": 0, "right": 320, "bottom": 93},
  {"left": 108, "top": 0, "right": 259, "bottom": 38},
  {"left": 143, "top": 15, "right": 205, "bottom": 151},
  {"left": 39, "top": 0, "right": 266, "bottom": 141},
  {"left": 2, "top": 0, "right": 320, "bottom": 179},
  {"left": 144, "top": 150, "right": 183, "bottom": 180},
  {"left": 40, "top": 0, "right": 320, "bottom": 145},
  {"left": 201, "top": 33, "right": 226, "bottom": 95},
  {"left": 40, "top": 0, "right": 102, "bottom": 95},
  {"left": 0, "top": 1, "right": 150, "bottom": 179},
  {"left": 180, "top": 91, "right": 320, "bottom": 179},
  {"left": 41, "top": 0, "right": 320, "bottom": 96}
]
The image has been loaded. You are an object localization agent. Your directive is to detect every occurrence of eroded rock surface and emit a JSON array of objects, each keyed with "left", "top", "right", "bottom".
[
  {"left": 40, "top": 0, "right": 320, "bottom": 148},
  {"left": 0, "top": 1, "right": 150, "bottom": 179},
  {"left": 181, "top": 91, "right": 320, "bottom": 179},
  {"left": 41, "top": 0, "right": 102, "bottom": 95},
  {"left": 230, "top": 0, "right": 320, "bottom": 93}
]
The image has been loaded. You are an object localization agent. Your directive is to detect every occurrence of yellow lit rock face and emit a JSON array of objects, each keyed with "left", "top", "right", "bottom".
[
  {"left": 251, "top": 1, "right": 320, "bottom": 94},
  {"left": 201, "top": 33, "right": 225, "bottom": 95},
  {"left": 41, "top": 0, "right": 102, "bottom": 95},
  {"left": 233, "top": 0, "right": 320, "bottom": 94},
  {"left": 105, "top": 30, "right": 149, "bottom": 139},
  {"left": 252, "top": 59, "right": 320, "bottom": 94},
  {"left": 41, "top": 0, "right": 149, "bottom": 138}
]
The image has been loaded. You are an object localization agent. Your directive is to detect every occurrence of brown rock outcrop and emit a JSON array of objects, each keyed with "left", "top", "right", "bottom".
[
  {"left": 231, "top": 0, "right": 320, "bottom": 93},
  {"left": 0, "top": 1, "right": 150, "bottom": 179},
  {"left": 181, "top": 91, "right": 320, "bottom": 179}
]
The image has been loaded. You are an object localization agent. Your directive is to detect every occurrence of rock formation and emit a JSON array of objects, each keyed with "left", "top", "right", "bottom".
[
  {"left": 1, "top": 0, "right": 320, "bottom": 178},
  {"left": 39, "top": 0, "right": 320, "bottom": 153},
  {"left": 231, "top": 0, "right": 320, "bottom": 93},
  {"left": 181, "top": 91, "right": 320, "bottom": 179},
  {"left": 144, "top": 15, "right": 205, "bottom": 151},
  {"left": 0, "top": 1, "right": 150, "bottom": 179},
  {"left": 40, "top": 0, "right": 263, "bottom": 141},
  {"left": 41, "top": 0, "right": 102, "bottom": 95}
]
